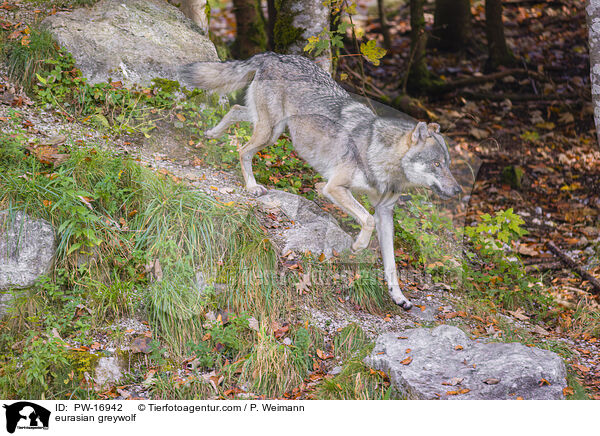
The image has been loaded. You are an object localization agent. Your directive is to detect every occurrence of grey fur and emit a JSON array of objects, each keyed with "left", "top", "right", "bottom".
[{"left": 179, "top": 53, "right": 462, "bottom": 310}]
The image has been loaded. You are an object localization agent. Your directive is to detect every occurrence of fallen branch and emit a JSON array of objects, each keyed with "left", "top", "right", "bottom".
[
  {"left": 547, "top": 241, "right": 600, "bottom": 295},
  {"left": 504, "top": 0, "right": 567, "bottom": 6},
  {"left": 460, "top": 91, "right": 582, "bottom": 102},
  {"left": 523, "top": 256, "right": 561, "bottom": 266},
  {"left": 524, "top": 261, "right": 563, "bottom": 274},
  {"left": 431, "top": 68, "right": 545, "bottom": 94}
]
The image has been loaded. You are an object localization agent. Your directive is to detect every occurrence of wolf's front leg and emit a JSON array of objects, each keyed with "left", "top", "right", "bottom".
[{"left": 374, "top": 201, "right": 413, "bottom": 310}]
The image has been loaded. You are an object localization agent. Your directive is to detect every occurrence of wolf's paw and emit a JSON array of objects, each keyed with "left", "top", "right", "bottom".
[
  {"left": 315, "top": 182, "right": 326, "bottom": 196},
  {"left": 247, "top": 184, "right": 268, "bottom": 197},
  {"left": 351, "top": 238, "right": 369, "bottom": 252},
  {"left": 390, "top": 289, "right": 413, "bottom": 311},
  {"left": 397, "top": 299, "right": 413, "bottom": 311},
  {"left": 205, "top": 128, "right": 218, "bottom": 139}
]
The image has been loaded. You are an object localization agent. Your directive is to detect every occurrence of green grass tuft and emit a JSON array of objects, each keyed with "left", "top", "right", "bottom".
[
  {"left": 2, "top": 27, "right": 59, "bottom": 93},
  {"left": 318, "top": 324, "right": 397, "bottom": 400}
]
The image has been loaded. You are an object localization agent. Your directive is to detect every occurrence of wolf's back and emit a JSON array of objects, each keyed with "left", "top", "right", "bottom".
[{"left": 179, "top": 58, "right": 258, "bottom": 94}]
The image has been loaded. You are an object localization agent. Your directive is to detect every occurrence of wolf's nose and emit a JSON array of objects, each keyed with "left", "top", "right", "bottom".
[{"left": 453, "top": 185, "right": 463, "bottom": 196}]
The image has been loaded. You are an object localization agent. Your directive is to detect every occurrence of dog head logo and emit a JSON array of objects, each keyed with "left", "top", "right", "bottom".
[{"left": 3, "top": 402, "right": 50, "bottom": 434}]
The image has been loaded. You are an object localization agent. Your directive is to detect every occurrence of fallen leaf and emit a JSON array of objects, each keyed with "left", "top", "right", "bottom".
[
  {"left": 536, "top": 121, "right": 555, "bottom": 130},
  {"left": 562, "top": 387, "right": 574, "bottom": 396},
  {"left": 518, "top": 245, "right": 539, "bottom": 257},
  {"left": 507, "top": 308, "right": 530, "bottom": 321},
  {"left": 442, "top": 377, "right": 464, "bottom": 386},
  {"left": 558, "top": 112, "right": 575, "bottom": 124},
  {"left": 571, "top": 364, "right": 590, "bottom": 373},
  {"left": 469, "top": 127, "right": 489, "bottom": 140},
  {"left": 442, "top": 311, "right": 467, "bottom": 320},
  {"left": 531, "top": 325, "right": 550, "bottom": 336},
  {"left": 400, "top": 356, "right": 412, "bottom": 365},
  {"left": 117, "top": 388, "right": 131, "bottom": 399},
  {"left": 295, "top": 272, "right": 311, "bottom": 294},
  {"left": 446, "top": 388, "right": 470, "bottom": 395},
  {"left": 78, "top": 195, "right": 94, "bottom": 210},
  {"left": 131, "top": 336, "right": 152, "bottom": 354},
  {"left": 483, "top": 378, "right": 500, "bottom": 385},
  {"left": 273, "top": 324, "right": 289, "bottom": 338}
]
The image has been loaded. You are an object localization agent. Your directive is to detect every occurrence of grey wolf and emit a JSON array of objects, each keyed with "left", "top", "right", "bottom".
[{"left": 180, "top": 52, "right": 462, "bottom": 310}]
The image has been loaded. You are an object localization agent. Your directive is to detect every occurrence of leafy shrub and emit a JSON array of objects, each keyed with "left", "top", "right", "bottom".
[{"left": 464, "top": 208, "right": 550, "bottom": 311}]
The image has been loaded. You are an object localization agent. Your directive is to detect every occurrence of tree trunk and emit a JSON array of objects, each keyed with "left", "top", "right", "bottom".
[
  {"left": 378, "top": 0, "right": 392, "bottom": 50},
  {"left": 485, "top": 0, "right": 515, "bottom": 70},
  {"left": 431, "top": 0, "right": 471, "bottom": 51},
  {"left": 179, "top": 0, "right": 209, "bottom": 34},
  {"left": 587, "top": 0, "right": 600, "bottom": 149},
  {"left": 266, "top": 0, "right": 276, "bottom": 50},
  {"left": 273, "top": 0, "right": 331, "bottom": 73},
  {"left": 406, "top": 0, "right": 430, "bottom": 91},
  {"left": 232, "top": 0, "right": 267, "bottom": 59}
]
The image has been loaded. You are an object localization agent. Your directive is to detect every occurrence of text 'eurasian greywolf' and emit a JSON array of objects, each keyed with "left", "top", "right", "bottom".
[{"left": 180, "top": 53, "right": 462, "bottom": 310}]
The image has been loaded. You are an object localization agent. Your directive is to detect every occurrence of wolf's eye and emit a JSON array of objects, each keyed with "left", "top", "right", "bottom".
[{"left": 434, "top": 161, "right": 440, "bottom": 167}]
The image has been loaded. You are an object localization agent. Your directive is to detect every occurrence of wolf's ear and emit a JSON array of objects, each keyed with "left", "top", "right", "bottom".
[
  {"left": 411, "top": 122, "right": 428, "bottom": 143},
  {"left": 427, "top": 123, "right": 440, "bottom": 133}
]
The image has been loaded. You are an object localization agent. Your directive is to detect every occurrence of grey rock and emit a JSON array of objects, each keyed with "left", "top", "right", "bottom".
[
  {"left": 94, "top": 356, "right": 124, "bottom": 387},
  {"left": 0, "top": 211, "right": 56, "bottom": 291},
  {"left": 0, "top": 293, "right": 13, "bottom": 319},
  {"left": 330, "top": 365, "right": 343, "bottom": 376},
  {"left": 258, "top": 189, "right": 353, "bottom": 258},
  {"left": 365, "top": 325, "right": 567, "bottom": 400},
  {"left": 42, "top": 0, "right": 219, "bottom": 86},
  {"left": 407, "top": 301, "right": 437, "bottom": 322}
]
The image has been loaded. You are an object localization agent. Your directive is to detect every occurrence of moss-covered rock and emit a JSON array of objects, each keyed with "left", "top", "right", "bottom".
[{"left": 42, "top": 0, "right": 219, "bottom": 86}]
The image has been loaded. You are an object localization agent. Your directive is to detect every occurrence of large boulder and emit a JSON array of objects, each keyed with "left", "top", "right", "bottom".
[
  {"left": 258, "top": 190, "right": 353, "bottom": 258},
  {"left": 42, "top": 0, "right": 219, "bottom": 86},
  {"left": 365, "top": 325, "right": 567, "bottom": 400},
  {"left": 0, "top": 211, "right": 56, "bottom": 291},
  {"left": 0, "top": 211, "right": 56, "bottom": 317}
]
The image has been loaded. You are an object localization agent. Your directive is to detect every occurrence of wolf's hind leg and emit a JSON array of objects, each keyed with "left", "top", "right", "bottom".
[
  {"left": 321, "top": 180, "right": 374, "bottom": 251},
  {"left": 206, "top": 105, "right": 250, "bottom": 139},
  {"left": 238, "top": 122, "right": 276, "bottom": 196}
]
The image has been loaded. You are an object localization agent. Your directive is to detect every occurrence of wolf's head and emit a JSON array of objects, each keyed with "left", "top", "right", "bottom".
[{"left": 401, "top": 122, "right": 462, "bottom": 199}]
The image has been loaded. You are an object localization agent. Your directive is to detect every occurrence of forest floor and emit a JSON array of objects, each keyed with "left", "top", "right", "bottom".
[{"left": 0, "top": 0, "right": 599, "bottom": 399}]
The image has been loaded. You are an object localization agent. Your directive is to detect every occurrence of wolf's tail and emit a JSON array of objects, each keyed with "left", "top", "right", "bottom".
[{"left": 179, "top": 58, "right": 257, "bottom": 94}]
